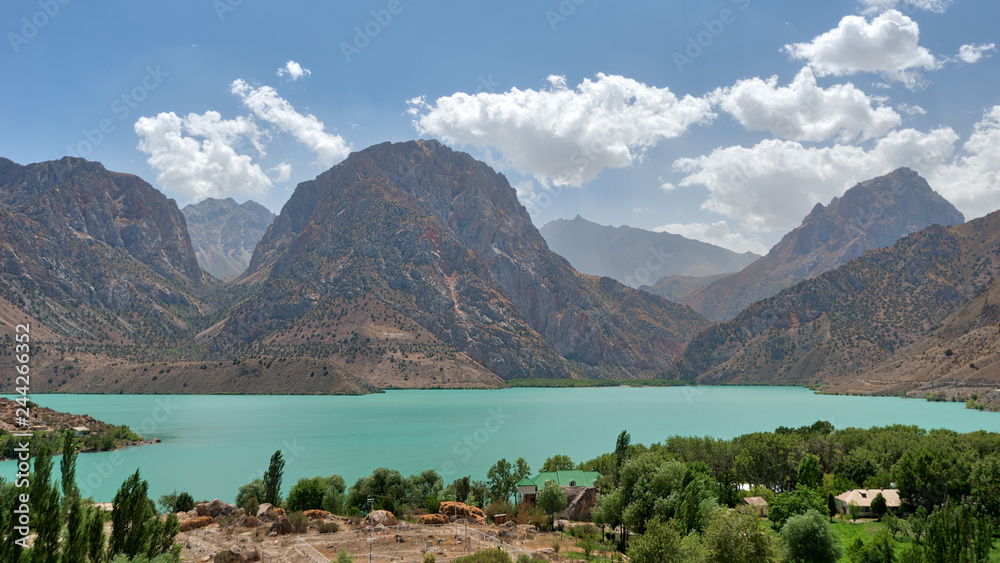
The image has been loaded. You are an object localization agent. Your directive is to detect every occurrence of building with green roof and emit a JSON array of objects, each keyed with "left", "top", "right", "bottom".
[{"left": 517, "top": 470, "right": 602, "bottom": 504}]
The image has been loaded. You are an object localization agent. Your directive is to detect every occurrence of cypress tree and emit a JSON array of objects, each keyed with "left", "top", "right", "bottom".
[
  {"left": 30, "top": 444, "right": 61, "bottom": 563},
  {"left": 263, "top": 450, "right": 285, "bottom": 505}
]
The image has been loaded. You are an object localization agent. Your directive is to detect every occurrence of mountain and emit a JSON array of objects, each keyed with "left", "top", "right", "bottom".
[
  {"left": 669, "top": 209, "right": 1000, "bottom": 390},
  {"left": 183, "top": 197, "right": 275, "bottom": 279},
  {"left": 0, "top": 156, "right": 206, "bottom": 344},
  {"left": 539, "top": 216, "right": 759, "bottom": 288},
  {"left": 210, "top": 140, "right": 711, "bottom": 383},
  {"left": 848, "top": 276, "right": 1000, "bottom": 400},
  {"left": 642, "top": 273, "right": 731, "bottom": 302},
  {"left": 683, "top": 168, "right": 965, "bottom": 321}
]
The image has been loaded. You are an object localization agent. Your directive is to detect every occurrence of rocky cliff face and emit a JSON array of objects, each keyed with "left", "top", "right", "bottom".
[
  {"left": 683, "top": 168, "right": 965, "bottom": 321},
  {"left": 670, "top": 209, "right": 1000, "bottom": 387},
  {"left": 183, "top": 197, "right": 275, "bottom": 279},
  {"left": 0, "top": 156, "right": 205, "bottom": 343},
  {"left": 539, "top": 216, "right": 760, "bottom": 288},
  {"left": 225, "top": 140, "right": 710, "bottom": 380}
]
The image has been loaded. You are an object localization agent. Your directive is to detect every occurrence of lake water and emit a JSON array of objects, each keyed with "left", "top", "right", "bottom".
[{"left": 2, "top": 387, "right": 998, "bottom": 503}]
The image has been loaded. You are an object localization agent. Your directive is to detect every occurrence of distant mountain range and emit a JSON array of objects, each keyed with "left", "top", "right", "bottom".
[
  {"left": 1, "top": 146, "right": 997, "bottom": 406},
  {"left": 183, "top": 197, "right": 275, "bottom": 279},
  {"left": 670, "top": 208, "right": 1000, "bottom": 394},
  {"left": 539, "top": 216, "right": 759, "bottom": 288},
  {"left": 682, "top": 168, "right": 965, "bottom": 321}
]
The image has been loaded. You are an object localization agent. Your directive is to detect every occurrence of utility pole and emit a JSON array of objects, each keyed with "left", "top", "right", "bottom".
[{"left": 368, "top": 496, "right": 374, "bottom": 563}]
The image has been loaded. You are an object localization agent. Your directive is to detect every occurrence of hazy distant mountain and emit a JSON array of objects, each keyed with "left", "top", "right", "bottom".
[
  {"left": 670, "top": 208, "right": 1000, "bottom": 390},
  {"left": 539, "top": 216, "right": 760, "bottom": 288},
  {"left": 642, "top": 273, "right": 732, "bottom": 302},
  {"left": 183, "top": 198, "right": 275, "bottom": 279},
  {"left": 683, "top": 168, "right": 965, "bottom": 321},
  {"left": 210, "top": 140, "right": 711, "bottom": 384}
]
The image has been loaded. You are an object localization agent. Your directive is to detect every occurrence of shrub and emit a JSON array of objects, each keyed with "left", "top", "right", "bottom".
[
  {"left": 243, "top": 496, "right": 259, "bottom": 518},
  {"left": 335, "top": 550, "right": 353, "bottom": 563},
  {"left": 317, "top": 521, "right": 340, "bottom": 534},
  {"left": 485, "top": 500, "right": 513, "bottom": 523},
  {"left": 286, "top": 477, "right": 325, "bottom": 511},
  {"left": 454, "top": 551, "right": 512, "bottom": 562},
  {"left": 236, "top": 479, "right": 266, "bottom": 509},
  {"left": 780, "top": 510, "right": 842, "bottom": 563},
  {"left": 288, "top": 511, "right": 310, "bottom": 533},
  {"left": 175, "top": 491, "right": 195, "bottom": 513}
]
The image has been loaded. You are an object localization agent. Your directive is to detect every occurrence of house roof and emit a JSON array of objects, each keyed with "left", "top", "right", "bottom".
[
  {"left": 743, "top": 496, "right": 768, "bottom": 506},
  {"left": 516, "top": 477, "right": 537, "bottom": 488},
  {"left": 530, "top": 471, "right": 601, "bottom": 488},
  {"left": 834, "top": 489, "right": 900, "bottom": 508}
]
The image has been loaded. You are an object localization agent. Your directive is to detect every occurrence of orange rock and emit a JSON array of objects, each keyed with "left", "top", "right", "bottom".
[
  {"left": 303, "top": 509, "right": 332, "bottom": 520},
  {"left": 180, "top": 516, "right": 213, "bottom": 532},
  {"left": 418, "top": 513, "right": 450, "bottom": 525},
  {"left": 438, "top": 502, "right": 485, "bottom": 524}
]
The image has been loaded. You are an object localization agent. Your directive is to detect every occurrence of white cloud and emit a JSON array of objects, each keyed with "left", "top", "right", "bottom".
[
  {"left": 956, "top": 43, "right": 997, "bottom": 64},
  {"left": 930, "top": 106, "right": 1000, "bottom": 218},
  {"left": 859, "top": 0, "right": 952, "bottom": 15},
  {"left": 134, "top": 111, "right": 272, "bottom": 203},
  {"left": 785, "top": 10, "right": 940, "bottom": 88},
  {"left": 711, "top": 67, "right": 900, "bottom": 142},
  {"left": 673, "top": 127, "right": 958, "bottom": 233},
  {"left": 407, "top": 73, "right": 714, "bottom": 187},
  {"left": 654, "top": 221, "right": 769, "bottom": 255},
  {"left": 633, "top": 207, "right": 654, "bottom": 214},
  {"left": 276, "top": 60, "right": 311, "bottom": 81},
  {"left": 898, "top": 102, "right": 926, "bottom": 115},
  {"left": 231, "top": 79, "right": 350, "bottom": 167},
  {"left": 270, "top": 162, "right": 292, "bottom": 182}
]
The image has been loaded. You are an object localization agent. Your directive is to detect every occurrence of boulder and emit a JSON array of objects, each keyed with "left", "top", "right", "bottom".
[
  {"left": 213, "top": 546, "right": 260, "bottom": 562},
  {"left": 180, "top": 516, "right": 213, "bottom": 532},
  {"left": 176, "top": 511, "right": 190, "bottom": 522},
  {"left": 418, "top": 513, "right": 450, "bottom": 525},
  {"left": 256, "top": 504, "right": 285, "bottom": 521},
  {"left": 195, "top": 499, "right": 237, "bottom": 519},
  {"left": 268, "top": 516, "right": 294, "bottom": 536},
  {"left": 439, "top": 502, "right": 485, "bottom": 525},
  {"left": 363, "top": 509, "right": 397, "bottom": 526},
  {"left": 303, "top": 509, "right": 332, "bottom": 520},
  {"left": 227, "top": 515, "right": 260, "bottom": 529}
]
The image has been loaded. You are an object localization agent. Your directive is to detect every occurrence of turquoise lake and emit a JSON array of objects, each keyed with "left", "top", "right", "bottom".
[{"left": 2, "top": 387, "right": 998, "bottom": 503}]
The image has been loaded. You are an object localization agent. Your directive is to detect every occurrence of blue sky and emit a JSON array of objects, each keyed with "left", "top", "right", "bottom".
[{"left": 2, "top": 0, "right": 998, "bottom": 254}]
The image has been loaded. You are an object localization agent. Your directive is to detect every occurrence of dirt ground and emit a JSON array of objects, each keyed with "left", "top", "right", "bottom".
[{"left": 177, "top": 517, "right": 603, "bottom": 562}]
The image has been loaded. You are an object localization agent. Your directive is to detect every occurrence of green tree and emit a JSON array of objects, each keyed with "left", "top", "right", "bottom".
[
  {"left": 513, "top": 458, "right": 531, "bottom": 482},
  {"left": 486, "top": 459, "right": 516, "bottom": 505},
  {"left": 347, "top": 467, "right": 408, "bottom": 513},
  {"left": 61, "top": 432, "right": 86, "bottom": 563},
  {"left": 892, "top": 445, "right": 971, "bottom": 511},
  {"left": 536, "top": 481, "right": 567, "bottom": 516},
  {"left": 335, "top": 550, "right": 354, "bottom": 563},
  {"left": 910, "top": 506, "right": 928, "bottom": 545},
  {"left": 780, "top": 509, "right": 843, "bottom": 563},
  {"left": 108, "top": 470, "right": 177, "bottom": 560},
  {"left": 797, "top": 454, "right": 821, "bottom": 489},
  {"left": 703, "top": 507, "right": 779, "bottom": 563},
  {"left": 320, "top": 475, "right": 347, "bottom": 515},
  {"left": 86, "top": 506, "right": 105, "bottom": 563},
  {"left": 0, "top": 479, "right": 26, "bottom": 562},
  {"left": 614, "top": 430, "right": 631, "bottom": 481},
  {"left": 969, "top": 453, "right": 1000, "bottom": 524},
  {"left": 626, "top": 517, "right": 682, "bottom": 563},
  {"left": 175, "top": 492, "right": 195, "bottom": 513},
  {"left": 541, "top": 455, "right": 575, "bottom": 472},
  {"left": 262, "top": 450, "right": 285, "bottom": 506},
  {"left": 847, "top": 528, "right": 896, "bottom": 563},
  {"left": 871, "top": 492, "right": 888, "bottom": 521},
  {"left": 768, "top": 487, "right": 826, "bottom": 529},
  {"left": 848, "top": 501, "right": 861, "bottom": 523},
  {"left": 60, "top": 430, "right": 79, "bottom": 499},
  {"left": 827, "top": 492, "right": 838, "bottom": 518},
  {"left": 30, "top": 444, "right": 60, "bottom": 563},
  {"left": 923, "top": 501, "right": 992, "bottom": 563},
  {"left": 236, "top": 479, "right": 266, "bottom": 508},
  {"left": 286, "top": 477, "right": 326, "bottom": 511}
]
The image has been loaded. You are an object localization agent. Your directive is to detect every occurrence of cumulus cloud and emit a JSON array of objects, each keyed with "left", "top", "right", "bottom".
[
  {"left": 859, "top": 0, "right": 952, "bottom": 14},
  {"left": 654, "top": 221, "right": 769, "bottom": 255},
  {"left": 270, "top": 162, "right": 292, "bottom": 182},
  {"left": 231, "top": 79, "right": 350, "bottom": 166},
  {"left": 276, "top": 60, "right": 311, "bottom": 81},
  {"left": 956, "top": 43, "right": 997, "bottom": 64},
  {"left": 407, "top": 73, "right": 714, "bottom": 187},
  {"left": 930, "top": 106, "right": 1000, "bottom": 218},
  {"left": 785, "top": 10, "right": 940, "bottom": 88},
  {"left": 898, "top": 102, "right": 927, "bottom": 115},
  {"left": 711, "top": 67, "right": 900, "bottom": 142},
  {"left": 134, "top": 111, "right": 272, "bottom": 203},
  {"left": 673, "top": 126, "right": 958, "bottom": 233}
]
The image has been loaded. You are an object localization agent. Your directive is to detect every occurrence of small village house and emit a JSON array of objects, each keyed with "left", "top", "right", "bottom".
[
  {"left": 517, "top": 470, "right": 602, "bottom": 520},
  {"left": 742, "top": 496, "right": 768, "bottom": 517},
  {"left": 835, "top": 489, "right": 900, "bottom": 518}
]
